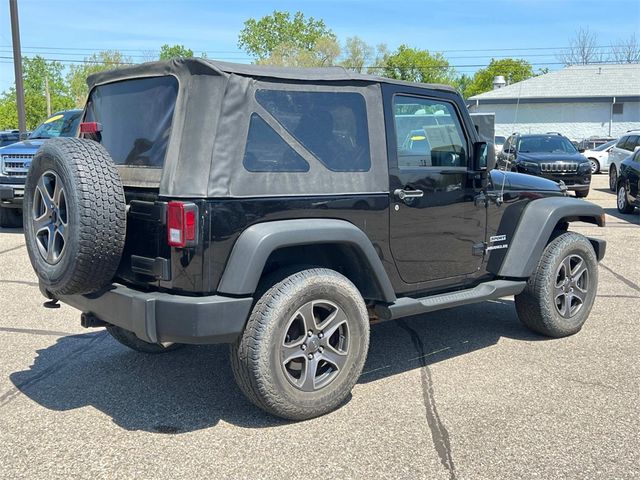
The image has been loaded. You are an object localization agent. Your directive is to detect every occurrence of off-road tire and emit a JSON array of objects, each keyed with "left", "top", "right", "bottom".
[
  {"left": 617, "top": 183, "right": 635, "bottom": 214},
  {"left": 515, "top": 232, "right": 598, "bottom": 337},
  {"left": 106, "top": 325, "right": 183, "bottom": 354},
  {"left": 230, "top": 268, "right": 369, "bottom": 420},
  {"left": 23, "top": 138, "right": 126, "bottom": 295},
  {"left": 575, "top": 189, "right": 589, "bottom": 198},
  {"left": 0, "top": 207, "right": 22, "bottom": 228},
  {"left": 609, "top": 165, "right": 617, "bottom": 192}
]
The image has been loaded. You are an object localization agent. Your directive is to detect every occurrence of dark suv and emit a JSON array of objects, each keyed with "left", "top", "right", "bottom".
[
  {"left": 23, "top": 60, "right": 605, "bottom": 420},
  {"left": 497, "top": 133, "right": 592, "bottom": 197}
]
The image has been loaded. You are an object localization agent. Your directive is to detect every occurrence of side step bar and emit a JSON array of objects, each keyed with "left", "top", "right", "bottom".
[{"left": 375, "top": 280, "right": 527, "bottom": 321}]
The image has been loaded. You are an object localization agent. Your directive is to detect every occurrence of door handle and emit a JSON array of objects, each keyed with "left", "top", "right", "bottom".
[{"left": 394, "top": 188, "right": 424, "bottom": 200}]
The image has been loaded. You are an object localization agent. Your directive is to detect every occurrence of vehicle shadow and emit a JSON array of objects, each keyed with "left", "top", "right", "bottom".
[
  {"left": 603, "top": 207, "right": 639, "bottom": 224},
  {"left": 9, "top": 299, "right": 544, "bottom": 432},
  {"left": 0, "top": 227, "right": 24, "bottom": 234}
]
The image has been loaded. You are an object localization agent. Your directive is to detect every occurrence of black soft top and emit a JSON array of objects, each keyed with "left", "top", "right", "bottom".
[{"left": 85, "top": 59, "right": 455, "bottom": 198}]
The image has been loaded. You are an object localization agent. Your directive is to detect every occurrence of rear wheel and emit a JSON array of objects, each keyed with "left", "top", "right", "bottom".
[
  {"left": 575, "top": 189, "right": 589, "bottom": 198},
  {"left": 588, "top": 158, "right": 600, "bottom": 174},
  {"left": 515, "top": 232, "right": 598, "bottom": 338},
  {"left": 617, "top": 183, "right": 635, "bottom": 213},
  {"left": 0, "top": 207, "right": 22, "bottom": 228},
  {"left": 106, "top": 325, "right": 183, "bottom": 354},
  {"left": 609, "top": 165, "right": 618, "bottom": 192},
  {"left": 230, "top": 268, "right": 369, "bottom": 420}
]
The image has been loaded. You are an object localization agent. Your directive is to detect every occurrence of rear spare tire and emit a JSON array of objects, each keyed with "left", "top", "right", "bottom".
[{"left": 23, "top": 138, "right": 126, "bottom": 296}]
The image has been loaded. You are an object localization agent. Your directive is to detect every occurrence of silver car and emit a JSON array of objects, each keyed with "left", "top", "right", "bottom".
[
  {"left": 583, "top": 139, "right": 616, "bottom": 174},
  {"left": 609, "top": 132, "right": 640, "bottom": 191}
]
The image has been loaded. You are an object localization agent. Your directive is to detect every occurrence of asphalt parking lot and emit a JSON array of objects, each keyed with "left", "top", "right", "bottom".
[{"left": 0, "top": 174, "right": 638, "bottom": 480}]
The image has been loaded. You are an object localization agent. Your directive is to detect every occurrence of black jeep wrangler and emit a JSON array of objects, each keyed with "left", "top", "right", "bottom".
[{"left": 23, "top": 59, "right": 606, "bottom": 420}]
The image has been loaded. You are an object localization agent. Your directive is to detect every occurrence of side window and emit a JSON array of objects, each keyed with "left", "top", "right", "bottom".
[
  {"left": 255, "top": 90, "right": 371, "bottom": 172},
  {"left": 618, "top": 136, "right": 630, "bottom": 151},
  {"left": 243, "top": 114, "right": 310, "bottom": 173},
  {"left": 629, "top": 135, "right": 640, "bottom": 150},
  {"left": 393, "top": 95, "right": 468, "bottom": 168}
]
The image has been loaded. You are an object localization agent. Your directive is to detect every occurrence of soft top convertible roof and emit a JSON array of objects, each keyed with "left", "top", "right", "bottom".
[
  {"left": 87, "top": 58, "right": 458, "bottom": 93},
  {"left": 85, "top": 59, "right": 457, "bottom": 198}
]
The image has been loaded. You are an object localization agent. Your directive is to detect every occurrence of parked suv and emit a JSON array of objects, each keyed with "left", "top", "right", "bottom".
[
  {"left": 608, "top": 132, "right": 640, "bottom": 191},
  {"left": 497, "top": 133, "right": 592, "bottom": 197},
  {"left": 23, "top": 60, "right": 606, "bottom": 420},
  {"left": 616, "top": 148, "right": 640, "bottom": 214},
  {"left": 0, "top": 110, "right": 82, "bottom": 227}
]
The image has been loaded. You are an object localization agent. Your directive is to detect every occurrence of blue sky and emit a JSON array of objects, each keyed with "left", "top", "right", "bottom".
[{"left": 1, "top": 0, "right": 639, "bottom": 92}]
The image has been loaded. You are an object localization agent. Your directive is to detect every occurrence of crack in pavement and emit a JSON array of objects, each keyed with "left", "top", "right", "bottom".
[
  {"left": 0, "top": 280, "right": 38, "bottom": 287},
  {"left": 0, "top": 244, "right": 25, "bottom": 256},
  {"left": 397, "top": 320, "right": 457, "bottom": 480},
  {"left": 0, "top": 331, "right": 106, "bottom": 410},
  {"left": 599, "top": 263, "right": 640, "bottom": 293},
  {"left": 0, "top": 326, "right": 77, "bottom": 337}
]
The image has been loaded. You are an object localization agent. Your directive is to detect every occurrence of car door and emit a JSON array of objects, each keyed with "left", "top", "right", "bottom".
[
  {"left": 630, "top": 149, "right": 640, "bottom": 204},
  {"left": 386, "top": 90, "right": 486, "bottom": 285}
]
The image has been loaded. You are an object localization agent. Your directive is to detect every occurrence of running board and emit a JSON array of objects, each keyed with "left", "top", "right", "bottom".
[{"left": 375, "top": 280, "right": 527, "bottom": 321}]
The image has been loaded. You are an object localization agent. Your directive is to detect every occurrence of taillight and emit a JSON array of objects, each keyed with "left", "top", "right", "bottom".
[
  {"left": 167, "top": 201, "right": 198, "bottom": 247},
  {"left": 79, "top": 122, "right": 102, "bottom": 134}
]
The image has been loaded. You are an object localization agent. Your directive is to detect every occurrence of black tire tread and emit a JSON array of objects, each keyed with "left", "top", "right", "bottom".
[
  {"left": 515, "top": 232, "right": 597, "bottom": 337},
  {"left": 230, "top": 268, "right": 369, "bottom": 420},
  {"left": 24, "top": 138, "right": 126, "bottom": 295}
]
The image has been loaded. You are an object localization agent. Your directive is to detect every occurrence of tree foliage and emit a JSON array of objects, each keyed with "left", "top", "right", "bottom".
[
  {"left": 159, "top": 44, "right": 194, "bottom": 60},
  {"left": 611, "top": 33, "right": 640, "bottom": 64},
  {"left": 0, "top": 56, "right": 74, "bottom": 130},
  {"left": 382, "top": 45, "right": 456, "bottom": 85},
  {"left": 238, "top": 11, "right": 335, "bottom": 61},
  {"left": 259, "top": 36, "right": 340, "bottom": 68},
  {"left": 463, "top": 58, "right": 534, "bottom": 98},
  {"left": 67, "top": 50, "right": 131, "bottom": 107},
  {"left": 339, "top": 36, "right": 373, "bottom": 73}
]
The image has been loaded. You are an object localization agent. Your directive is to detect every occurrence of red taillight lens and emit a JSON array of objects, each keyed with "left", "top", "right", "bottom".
[
  {"left": 167, "top": 201, "right": 198, "bottom": 247},
  {"left": 79, "top": 122, "right": 102, "bottom": 134}
]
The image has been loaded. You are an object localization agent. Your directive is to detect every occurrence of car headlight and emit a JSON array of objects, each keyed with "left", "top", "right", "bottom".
[
  {"left": 520, "top": 161, "right": 539, "bottom": 169},
  {"left": 579, "top": 162, "right": 592, "bottom": 173}
]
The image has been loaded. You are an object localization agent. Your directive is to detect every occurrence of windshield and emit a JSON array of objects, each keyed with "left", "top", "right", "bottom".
[
  {"left": 29, "top": 111, "right": 81, "bottom": 139},
  {"left": 495, "top": 136, "right": 506, "bottom": 145},
  {"left": 593, "top": 140, "right": 616, "bottom": 151},
  {"left": 518, "top": 135, "right": 578, "bottom": 154}
]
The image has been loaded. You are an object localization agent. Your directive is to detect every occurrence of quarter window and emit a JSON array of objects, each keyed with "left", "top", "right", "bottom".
[
  {"left": 255, "top": 90, "right": 371, "bottom": 172},
  {"left": 393, "top": 95, "right": 467, "bottom": 168}
]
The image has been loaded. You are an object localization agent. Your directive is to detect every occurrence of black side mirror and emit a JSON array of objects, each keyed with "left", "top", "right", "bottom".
[
  {"left": 578, "top": 148, "right": 585, "bottom": 153},
  {"left": 474, "top": 141, "right": 496, "bottom": 171}
]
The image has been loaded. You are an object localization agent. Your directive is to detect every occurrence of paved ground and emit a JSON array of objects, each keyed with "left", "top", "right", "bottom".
[{"left": 0, "top": 175, "right": 638, "bottom": 480}]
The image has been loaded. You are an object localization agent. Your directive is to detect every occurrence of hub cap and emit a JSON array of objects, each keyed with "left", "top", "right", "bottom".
[
  {"left": 617, "top": 186, "right": 627, "bottom": 210},
  {"left": 589, "top": 159, "right": 598, "bottom": 174},
  {"left": 554, "top": 254, "right": 589, "bottom": 318},
  {"left": 281, "top": 300, "right": 350, "bottom": 392},
  {"left": 32, "top": 171, "right": 68, "bottom": 264}
]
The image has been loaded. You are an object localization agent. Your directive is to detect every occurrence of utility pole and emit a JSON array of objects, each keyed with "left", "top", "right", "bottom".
[
  {"left": 44, "top": 75, "right": 51, "bottom": 117},
  {"left": 9, "top": 0, "right": 26, "bottom": 135}
]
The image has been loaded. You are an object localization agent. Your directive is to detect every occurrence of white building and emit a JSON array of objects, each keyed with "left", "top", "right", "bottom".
[{"left": 468, "top": 64, "right": 640, "bottom": 140}]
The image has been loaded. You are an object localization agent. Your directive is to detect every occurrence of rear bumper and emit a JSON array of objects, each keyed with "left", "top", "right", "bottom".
[
  {"left": 55, "top": 283, "right": 254, "bottom": 345},
  {"left": 0, "top": 184, "right": 24, "bottom": 207}
]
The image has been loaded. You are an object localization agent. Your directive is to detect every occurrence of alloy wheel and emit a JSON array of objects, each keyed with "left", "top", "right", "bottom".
[
  {"left": 554, "top": 254, "right": 589, "bottom": 319},
  {"left": 589, "top": 159, "right": 599, "bottom": 174},
  {"left": 617, "top": 185, "right": 628, "bottom": 211},
  {"left": 281, "top": 300, "right": 350, "bottom": 392},
  {"left": 32, "top": 170, "right": 68, "bottom": 264}
]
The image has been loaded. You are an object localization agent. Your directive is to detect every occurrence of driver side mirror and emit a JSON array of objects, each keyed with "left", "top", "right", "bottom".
[{"left": 474, "top": 141, "right": 496, "bottom": 171}]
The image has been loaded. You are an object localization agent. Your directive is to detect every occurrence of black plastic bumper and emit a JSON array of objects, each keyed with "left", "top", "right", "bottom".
[
  {"left": 57, "top": 283, "right": 254, "bottom": 345},
  {"left": 0, "top": 184, "right": 24, "bottom": 207}
]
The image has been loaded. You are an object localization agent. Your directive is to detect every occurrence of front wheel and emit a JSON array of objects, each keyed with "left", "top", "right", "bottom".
[
  {"left": 230, "top": 268, "right": 369, "bottom": 420},
  {"left": 589, "top": 158, "right": 600, "bottom": 174},
  {"left": 609, "top": 165, "right": 618, "bottom": 192},
  {"left": 515, "top": 232, "right": 598, "bottom": 337},
  {"left": 617, "top": 183, "right": 635, "bottom": 213},
  {"left": 575, "top": 189, "right": 589, "bottom": 198}
]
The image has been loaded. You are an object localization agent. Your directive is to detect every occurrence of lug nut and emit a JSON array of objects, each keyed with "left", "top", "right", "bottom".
[
  {"left": 319, "top": 346, "right": 324, "bottom": 353},
  {"left": 301, "top": 344, "right": 306, "bottom": 350},
  {"left": 308, "top": 330, "right": 313, "bottom": 337},
  {"left": 318, "top": 332, "right": 324, "bottom": 339},
  {"left": 308, "top": 353, "right": 314, "bottom": 360}
]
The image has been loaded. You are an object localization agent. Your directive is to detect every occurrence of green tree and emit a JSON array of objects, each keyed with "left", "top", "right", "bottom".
[
  {"left": 464, "top": 58, "right": 534, "bottom": 98},
  {"left": 238, "top": 11, "right": 335, "bottom": 61},
  {"left": 67, "top": 50, "right": 131, "bottom": 106},
  {"left": 339, "top": 36, "right": 373, "bottom": 73},
  {"left": 454, "top": 74, "right": 473, "bottom": 97},
  {"left": 0, "top": 56, "right": 74, "bottom": 130},
  {"left": 259, "top": 36, "right": 340, "bottom": 68},
  {"left": 159, "top": 44, "right": 194, "bottom": 60},
  {"left": 382, "top": 45, "right": 456, "bottom": 85}
]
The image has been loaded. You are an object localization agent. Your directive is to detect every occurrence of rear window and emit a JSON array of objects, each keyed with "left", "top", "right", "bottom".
[
  {"left": 255, "top": 90, "right": 371, "bottom": 172},
  {"left": 85, "top": 76, "right": 178, "bottom": 168}
]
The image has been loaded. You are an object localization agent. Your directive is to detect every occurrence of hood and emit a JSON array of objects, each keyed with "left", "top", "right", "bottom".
[
  {"left": 490, "top": 169, "right": 565, "bottom": 193},
  {"left": 0, "top": 139, "right": 45, "bottom": 155},
  {"left": 517, "top": 152, "right": 588, "bottom": 163}
]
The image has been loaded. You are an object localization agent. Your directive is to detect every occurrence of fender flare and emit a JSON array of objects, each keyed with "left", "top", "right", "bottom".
[
  {"left": 217, "top": 218, "right": 396, "bottom": 303},
  {"left": 498, "top": 197, "right": 605, "bottom": 278}
]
